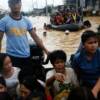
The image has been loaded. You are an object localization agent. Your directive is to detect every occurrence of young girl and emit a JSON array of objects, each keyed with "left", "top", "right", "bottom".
[
  {"left": 0, "top": 53, "right": 20, "bottom": 98},
  {"left": 46, "top": 50, "right": 79, "bottom": 100}
]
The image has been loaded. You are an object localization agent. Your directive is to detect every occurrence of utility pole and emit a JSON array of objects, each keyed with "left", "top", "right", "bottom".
[
  {"left": 45, "top": 0, "right": 48, "bottom": 16},
  {"left": 51, "top": 0, "right": 54, "bottom": 14},
  {"left": 53, "top": 0, "right": 54, "bottom": 7},
  {"left": 32, "top": 0, "right": 34, "bottom": 11},
  {"left": 76, "top": 0, "right": 78, "bottom": 10}
]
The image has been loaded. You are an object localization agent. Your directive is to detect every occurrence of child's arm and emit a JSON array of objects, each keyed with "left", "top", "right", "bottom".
[
  {"left": 46, "top": 73, "right": 65, "bottom": 86},
  {"left": 46, "top": 75, "right": 55, "bottom": 86}
]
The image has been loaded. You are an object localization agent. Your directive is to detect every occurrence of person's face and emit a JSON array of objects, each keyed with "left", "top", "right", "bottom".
[
  {"left": 53, "top": 59, "right": 65, "bottom": 73},
  {"left": 0, "top": 84, "right": 6, "bottom": 93},
  {"left": 3, "top": 56, "right": 12, "bottom": 72},
  {"left": 19, "top": 84, "right": 31, "bottom": 99},
  {"left": 10, "top": 3, "right": 21, "bottom": 14},
  {"left": 83, "top": 37, "right": 98, "bottom": 54}
]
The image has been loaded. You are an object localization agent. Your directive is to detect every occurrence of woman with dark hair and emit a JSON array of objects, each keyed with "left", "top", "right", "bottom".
[{"left": 0, "top": 53, "right": 20, "bottom": 98}]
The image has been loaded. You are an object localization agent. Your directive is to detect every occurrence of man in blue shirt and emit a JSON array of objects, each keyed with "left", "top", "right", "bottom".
[
  {"left": 72, "top": 30, "right": 100, "bottom": 89},
  {"left": 0, "top": 0, "right": 48, "bottom": 70}
]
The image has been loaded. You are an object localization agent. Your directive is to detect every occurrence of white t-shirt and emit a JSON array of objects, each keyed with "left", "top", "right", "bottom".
[
  {"left": 5, "top": 67, "right": 20, "bottom": 96},
  {"left": 46, "top": 67, "right": 78, "bottom": 93}
]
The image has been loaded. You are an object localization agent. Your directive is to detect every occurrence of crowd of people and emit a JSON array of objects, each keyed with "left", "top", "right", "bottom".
[
  {"left": 0, "top": 0, "right": 100, "bottom": 100},
  {"left": 50, "top": 8, "right": 82, "bottom": 25}
]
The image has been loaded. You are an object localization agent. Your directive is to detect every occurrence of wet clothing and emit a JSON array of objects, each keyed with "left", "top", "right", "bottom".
[
  {"left": 72, "top": 48, "right": 100, "bottom": 88},
  {"left": 0, "top": 15, "right": 33, "bottom": 58},
  {"left": 46, "top": 67, "right": 79, "bottom": 99}
]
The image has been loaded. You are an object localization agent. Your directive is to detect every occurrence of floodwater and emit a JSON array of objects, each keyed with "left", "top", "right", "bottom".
[
  {"left": 1, "top": 16, "right": 100, "bottom": 67},
  {"left": 29, "top": 16, "right": 100, "bottom": 57}
]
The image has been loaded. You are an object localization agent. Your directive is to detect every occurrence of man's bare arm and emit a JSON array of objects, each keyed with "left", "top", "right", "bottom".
[{"left": 29, "top": 29, "right": 48, "bottom": 54}]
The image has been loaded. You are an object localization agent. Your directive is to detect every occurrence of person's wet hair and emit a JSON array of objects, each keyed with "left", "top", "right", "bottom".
[
  {"left": 83, "top": 20, "right": 91, "bottom": 28},
  {"left": 19, "top": 75, "right": 44, "bottom": 92},
  {"left": 8, "top": 0, "right": 21, "bottom": 7},
  {"left": 67, "top": 87, "right": 96, "bottom": 100},
  {"left": 44, "top": 50, "right": 66, "bottom": 65},
  {"left": 81, "top": 30, "right": 97, "bottom": 45},
  {"left": 20, "top": 75, "right": 45, "bottom": 100}
]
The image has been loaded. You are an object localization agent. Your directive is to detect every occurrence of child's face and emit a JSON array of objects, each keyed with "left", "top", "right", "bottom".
[
  {"left": 83, "top": 37, "right": 98, "bottom": 54},
  {"left": 53, "top": 59, "right": 65, "bottom": 73},
  {"left": 0, "top": 84, "right": 6, "bottom": 93},
  {"left": 3, "top": 56, "right": 13, "bottom": 72},
  {"left": 19, "top": 84, "right": 31, "bottom": 99}
]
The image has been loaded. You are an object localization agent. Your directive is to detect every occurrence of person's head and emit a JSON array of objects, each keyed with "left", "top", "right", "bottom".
[
  {"left": 0, "top": 76, "right": 7, "bottom": 93},
  {"left": 81, "top": 30, "right": 98, "bottom": 54},
  {"left": 0, "top": 53, "right": 13, "bottom": 73},
  {"left": 8, "top": 0, "right": 22, "bottom": 14},
  {"left": 83, "top": 20, "right": 91, "bottom": 28},
  {"left": 19, "top": 76, "right": 42, "bottom": 99},
  {"left": 49, "top": 50, "right": 66, "bottom": 73},
  {"left": 67, "top": 87, "right": 96, "bottom": 100}
]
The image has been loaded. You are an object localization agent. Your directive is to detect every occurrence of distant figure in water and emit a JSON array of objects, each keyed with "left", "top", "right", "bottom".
[
  {"left": 44, "top": 23, "right": 47, "bottom": 30},
  {"left": 43, "top": 31, "right": 47, "bottom": 37},
  {"left": 65, "top": 30, "right": 69, "bottom": 35},
  {"left": 44, "top": 23, "right": 51, "bottom": 30},
  {"left": 83, "top": 20, "right": 91, "bottom": 28}
]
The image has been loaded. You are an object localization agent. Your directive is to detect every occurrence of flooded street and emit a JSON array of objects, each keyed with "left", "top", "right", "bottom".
[
  {"left": 1, "top": 16, "right": 100, "bottom": 67},
  {"left": 29, "top": 16, "right": 100, "bottom": 59}
]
